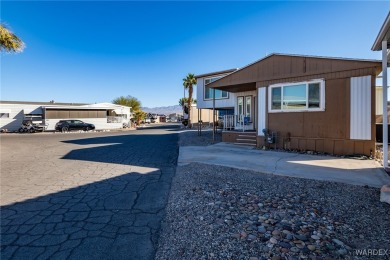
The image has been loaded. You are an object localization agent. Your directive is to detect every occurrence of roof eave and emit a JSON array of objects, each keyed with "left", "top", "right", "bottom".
[
  {"left": 194, "top": 69, "right": 238, "bottom": 79},
  {"left": 372, "top": 12, "right": 390, "bottom": 51}
]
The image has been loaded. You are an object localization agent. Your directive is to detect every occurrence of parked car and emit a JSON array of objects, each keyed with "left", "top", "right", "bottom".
[
  {"left": 55, "top": 120, "right": 95, "bottom": 132},
  {"left": 18, "top": 120, "right": 48, "bottom": 133}
]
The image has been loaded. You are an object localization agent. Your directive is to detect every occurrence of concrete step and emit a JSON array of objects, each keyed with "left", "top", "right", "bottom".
[
  {"left": 234, "top": 142, "right": 257, "bottom": 146},
  {"left": 238, "top": 135, "right": 256, "bottom": 139},
  {"left": 236, "top": 138, "right": 257, "bottom": 142}
]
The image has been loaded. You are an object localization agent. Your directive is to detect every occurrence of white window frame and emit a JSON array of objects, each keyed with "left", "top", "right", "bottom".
[
  {"left": 268, "top": 79, "right": 325, "bottom": 113},
  {"left": 204, "top": 76, "right": 229, "bottom": 100}
]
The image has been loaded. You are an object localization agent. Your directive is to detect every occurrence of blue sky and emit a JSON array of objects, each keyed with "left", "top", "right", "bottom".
[{"left": 1, "top": 1, "right": 389, "bottom": 107}]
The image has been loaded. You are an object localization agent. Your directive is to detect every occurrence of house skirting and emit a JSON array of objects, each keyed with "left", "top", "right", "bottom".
[
  {"left": 257, "top": 136, "right": 375, "bottom": 156},
  {"left": 222, "top": 131, "right": 256, "bottom": 143},
  {"left": 222, "top": 131, "right": 241, "bottom": 143}
]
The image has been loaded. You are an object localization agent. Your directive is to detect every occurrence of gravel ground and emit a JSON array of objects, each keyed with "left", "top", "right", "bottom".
[
  {"left": 156, "top": 164, "right": 390, "bottom": 260},
  {"left": 156, "top": 132, "right": 390, "bottom": 260},
  {"left": 178, "top": 128, "right": 222, "bottom": 146}
]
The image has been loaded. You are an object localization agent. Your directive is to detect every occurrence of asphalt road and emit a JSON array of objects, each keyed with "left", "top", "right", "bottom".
[{"left": 1, "top": 125, "right": 179, "bottom": 259}]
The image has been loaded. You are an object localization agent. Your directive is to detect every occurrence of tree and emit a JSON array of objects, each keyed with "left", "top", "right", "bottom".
[
  {"left": 113, "top": 95, "right": 145, "bottom": 127},
  {"left": 133, "top": 110, "right": 147, "bottom": 125},
  {"left": 112, "top": 95, "right": 142, "bottom": 112},
  {"left": 0, "top": 24, "right": 25, "bottom": 53},
  {"left": 178, "top": 97, "right": 196, "bottom": 107},
  {"left": 182, "top": 73, "right": 196, "bottom": 126}
]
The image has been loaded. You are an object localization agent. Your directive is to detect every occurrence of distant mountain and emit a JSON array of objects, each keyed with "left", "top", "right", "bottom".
[{"left": 142, "top": 105, "right": 183, "bottom": 115}]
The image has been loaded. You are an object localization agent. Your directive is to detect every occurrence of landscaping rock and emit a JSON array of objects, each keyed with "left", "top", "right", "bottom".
[
  {"left": 380, "top": 185, "right": 390, "bottom": 204},
  {"left": 156, "top": 135, "right": 390, "bottom": 260}
]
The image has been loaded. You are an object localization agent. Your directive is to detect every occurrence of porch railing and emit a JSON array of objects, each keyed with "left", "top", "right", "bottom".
[
  {"left": 107, "top": 116, "right": 123, "bottom": 123},
  {"left": 223, "top": 114, "right": 251, "bottom": 132},
  {"left": 223, "top": 115, "right": 235, "bottom": 130}
]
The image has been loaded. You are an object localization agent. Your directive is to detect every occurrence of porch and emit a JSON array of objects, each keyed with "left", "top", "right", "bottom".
[
  {"left": 221, "top": 115, "right": 257, "bottom": 146},
  {"left": 222, "top": 114, "right": 256, "bottom": 132}
]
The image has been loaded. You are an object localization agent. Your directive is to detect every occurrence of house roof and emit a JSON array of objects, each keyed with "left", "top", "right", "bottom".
[
  {"left": 372, "top": 11, "right": 390, "bottom": 51},
  {"left": 44, "top": 106, "right": 111, "bottom": 110},
  {"left": 81, "top": 103, "right": 131, "bottom": 109},
  {"left": 194, "top": 68, "right": 238, "bottom": 79},
  {"left": 0, "top": 100, "right": 87, "bottom": 106},
  {"left": 207, "top": 53, "right": 382, "bottom": 92}
]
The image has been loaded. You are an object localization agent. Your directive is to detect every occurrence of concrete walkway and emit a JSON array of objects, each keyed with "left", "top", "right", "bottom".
[{"left": 179, "top": 142, "right": 390, "bottom": 188}]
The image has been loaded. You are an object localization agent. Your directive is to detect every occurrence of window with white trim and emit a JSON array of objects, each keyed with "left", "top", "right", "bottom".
[
  {"left": 204, "top": 76, "right": 229, "bottom": 100},
  {"left": 269, "top": 79, "right": 325, "bottom": 112}
]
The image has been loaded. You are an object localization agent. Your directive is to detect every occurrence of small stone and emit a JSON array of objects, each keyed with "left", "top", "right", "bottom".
[
  {"left": 281, "top": 248, "right": 289, "bottom": 253},
  {"left": 286, "top": 234, "right": 293, "bottom": 240},
  {"left": 249, "top": 257, "right": 258, "bottom": 260},
  {"left": 225, "top": 220, "right": 233, "bottom": 225},
  {"left": 337, "top": 249, "right": 348, "bottom": 255},
  {"left": 359, "top": 234, "right": 364, "bottom": 239},
  {"left": 326, "top": 243, "right": 335, "bottom": 250},
  {"left": 271, "top": 256, "right": 281, "bottom": 260},
  {"left": 270, "top": 237, "right": 278, "bottom": 244},
  {"left": 290, "top": 247, "right": 300, "bottom": 253},
  {"left": 272, "top": 230, "right": 281, "bottom": 236},
  {"left": 308, "top": 245, "right": 316, "bottom": 251},
  {"left": 258, "top": 226, "right": 266, "bottom": 233},
  {"left": 332, "top": 238, "right": 345, "bottom": 247},
  {"left": 240, "top": 231, "right": 247, "bottom": 239},
  {"left": 380, "top": 185, "right": 390, "bottom": 204},
  {"left": 248, "top": 234, "right": 257, "bottom": 241},
  {"left": 258, "top": 203, "right": 264, "bottom": 207},
  {"left": 294, "top": 234, "right": 308, "bottom": 241},
  {"left": 311, "top": 235, "right": 320, "bottom": 240},
  {"left": 279, "top": 242, "right": 291, "bottom": 248}
]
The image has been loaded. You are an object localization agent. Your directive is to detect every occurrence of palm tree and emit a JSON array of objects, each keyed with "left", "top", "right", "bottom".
[
  {"left": 133, "top": 110, "right": 147, "bottom": 125},
  {"left": 182, "top": 73, "right": 196, "bottom": 126},
  {"left": 0, "top": 24, "right": 25, "bottom": 53},
  {"left": 178, "top": 97, "right": 196, "bottom": 107}
]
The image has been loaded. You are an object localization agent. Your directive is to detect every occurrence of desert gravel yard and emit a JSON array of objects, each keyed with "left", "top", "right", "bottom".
[
  {"left": 156, "top": 163, "right": 390, "bottom": 259},
  {"left": 156, "top": 130, "right": 390, "bottom": 259}
]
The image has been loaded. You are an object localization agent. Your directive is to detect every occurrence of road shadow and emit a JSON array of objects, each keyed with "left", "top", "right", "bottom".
[
  {"left": 61, "top": 132, "right": 178, "bottom": 168},
  {"left": 1, "top": 169, "right": 173, "bottom": 259}
]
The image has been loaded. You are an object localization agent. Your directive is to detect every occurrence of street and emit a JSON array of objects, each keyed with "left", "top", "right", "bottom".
[{"left": 1, "top": 125, "right": 179, "bottom": 259}]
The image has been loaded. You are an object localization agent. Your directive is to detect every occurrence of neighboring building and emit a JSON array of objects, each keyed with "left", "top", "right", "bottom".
[
  {"left": 168, "top": 113, "right": 182, "bottom": 122},
  {"left": 195, "top": 69, "right": 238, "bottom": 125},
  {"left": 0, "top": 101, "right": 131, "bottom": 131},
  {"left": 187, "top": 104, "right": 215, "bottom": 126},
  {"left": 203, "top": 53, "right": 381, "bottom": 156},
  {"left": 156, "top": 115, "right": 167, "bottom": 123}
]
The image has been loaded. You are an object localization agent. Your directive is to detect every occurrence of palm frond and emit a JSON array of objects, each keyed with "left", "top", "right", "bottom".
[{"left": 0, "top": 24, "right": 25, "bottom": 53}]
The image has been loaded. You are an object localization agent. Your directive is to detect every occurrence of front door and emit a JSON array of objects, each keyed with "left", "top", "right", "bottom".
[{"left": 237, "top": 96, "right": 252, "bottom": 125}]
